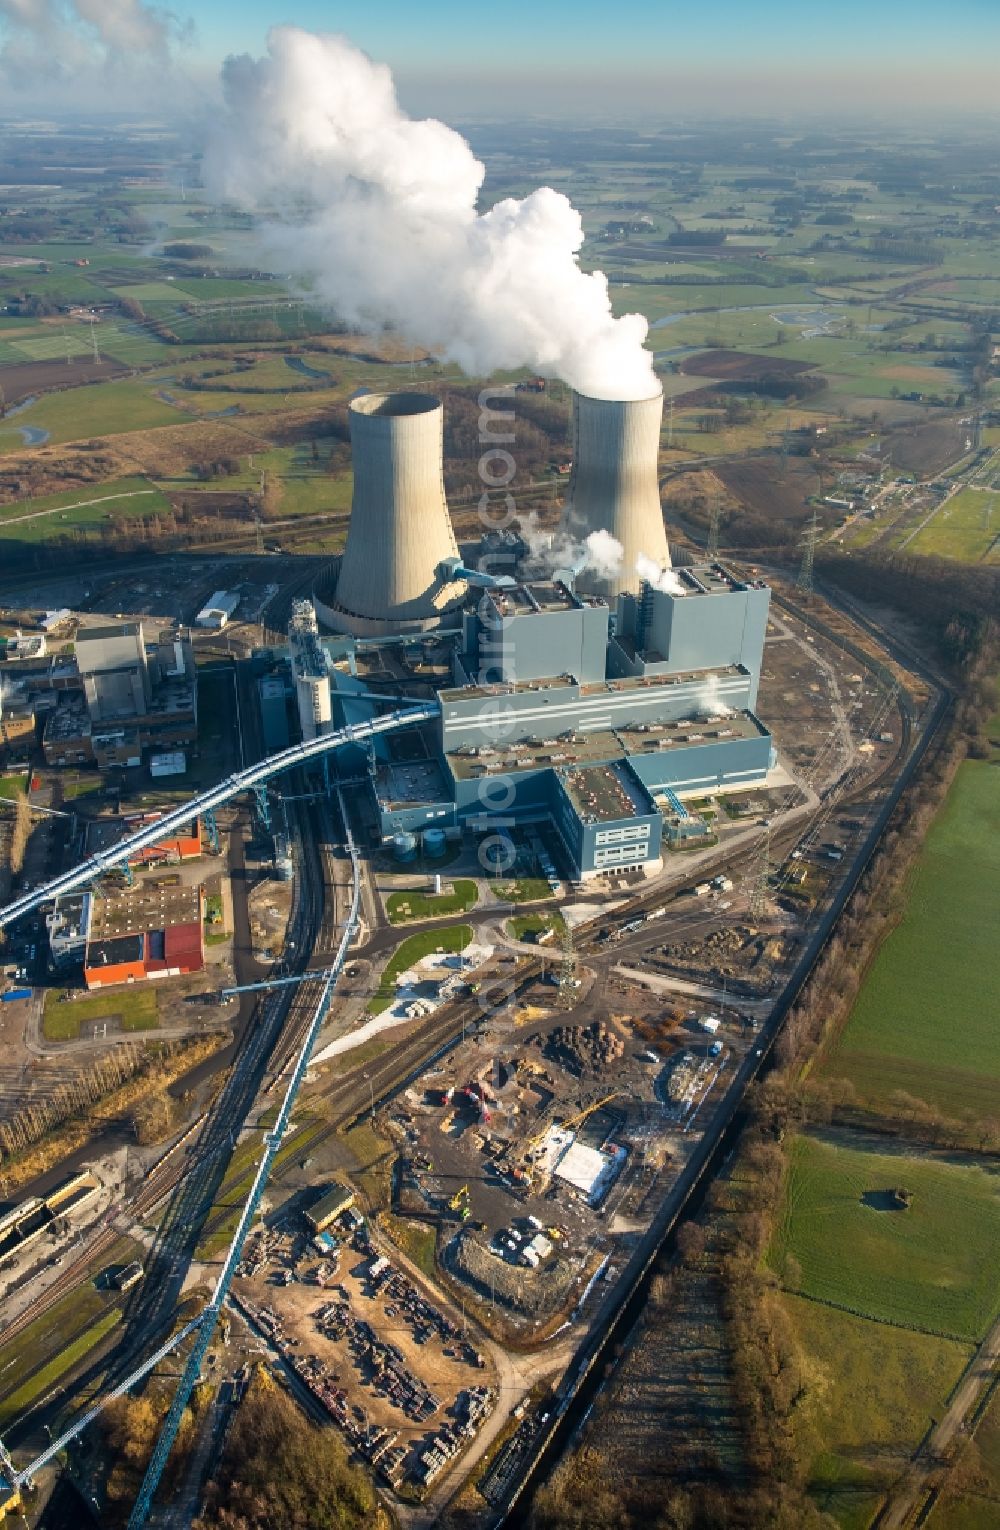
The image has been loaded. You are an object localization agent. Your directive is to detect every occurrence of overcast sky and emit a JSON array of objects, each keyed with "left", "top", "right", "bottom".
[{"left": 1, "top": 0, "right": 999, "bottom": 118}]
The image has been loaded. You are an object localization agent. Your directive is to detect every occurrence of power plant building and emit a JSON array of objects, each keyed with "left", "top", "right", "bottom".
[
  {"left": 75, "top": 622, "right": 151, "bottom": 723},
  {"left": 282, "top": 389, "right": 774, "bottom": 881},
  {"left": 289, "top": 599, "right": 333, "bottom": 741}
]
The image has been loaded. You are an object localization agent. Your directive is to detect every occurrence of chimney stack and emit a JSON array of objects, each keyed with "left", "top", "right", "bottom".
[
  {"left": 331, "top": 392, "right": 465, "bottom": 634},
  {"left": 568, "top": 387, "right": 669, "bottom": 598}
]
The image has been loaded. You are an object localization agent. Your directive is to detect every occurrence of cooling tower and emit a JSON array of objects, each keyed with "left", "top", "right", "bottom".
[
  {"left": 568, "top": 387, "right": 669, "bottom": 599},
  {"left": 329, "top": 392, "right": 465, "bottom": 635}
]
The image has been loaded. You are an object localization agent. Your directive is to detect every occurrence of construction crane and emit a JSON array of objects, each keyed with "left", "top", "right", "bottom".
[
  {"left": 558, "top": 1092, "right": 622, "bottom": 1135},
  {"left": 516, "top": 1090, "right": 623, "bottom": 1184}
]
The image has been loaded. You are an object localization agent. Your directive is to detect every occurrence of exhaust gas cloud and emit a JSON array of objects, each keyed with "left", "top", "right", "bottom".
[{"left": 203, "top": 28, "right": 658, "bottom": 400}]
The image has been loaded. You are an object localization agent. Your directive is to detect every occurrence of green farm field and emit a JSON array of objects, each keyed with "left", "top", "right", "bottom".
[
  {"left": 783, "top": 1293, "right": 971, "bottom": 1529},
  {"left": 0, "top": 476, "right": 170, "bottom": 542},
  {"left": 818, "top": 761, "right": 1000, "bottom": 1121},
  {"left": 770, "top": 1135, "right": 1000, "bottom": 1342},
  {"left": 0, "top": 378, "right": 191, "bottom": 451},
  {"left": 906, "top": 488, "right": 1000, "bottom": 563}
]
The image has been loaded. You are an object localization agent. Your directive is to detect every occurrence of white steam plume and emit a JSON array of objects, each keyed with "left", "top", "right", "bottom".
[
  {"left": 521, "top": 518, "right": 625, "bottom": 585},
  {"left": 636, "top": 553, "right": 686, "bottom": 595},
  {"left": 697, "top": 672, "right": 732, "bottom": 717},
  {"left": 203, "top": 28, "right": 657, "bottom": 401}
]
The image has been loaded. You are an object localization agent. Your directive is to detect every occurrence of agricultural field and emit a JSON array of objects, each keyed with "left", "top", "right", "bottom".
[
  {"left": 0, "top": 376, "right": 191, "bottom": 452},
  {"left": 770, "top": 1135, "right": 1000, "bottom": 1342},
  {"left": 905, "top": 488, "right": 1000, "bottom": 563},
  {"left": 818, "top": 761, "right": 1000, "bottom": 1122},
  {"left": 782, "top": 1293, "right": 971, "bottom": 1529},
  {"left": 0, "top": 475, "right": 170, "bottom": 541}
]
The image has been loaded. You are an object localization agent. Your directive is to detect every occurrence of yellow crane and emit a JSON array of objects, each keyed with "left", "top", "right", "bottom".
[
  {"left": 518, "top": 1091, "right": 623, "bottom": 1175},
  {"left": 558, "top": 1092, "right": 622, "bottom": 1134}
]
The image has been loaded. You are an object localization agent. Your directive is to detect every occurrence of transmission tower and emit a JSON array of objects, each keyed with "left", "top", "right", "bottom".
[
  {"left": 88, "top": 315, "right": 100, "bottom": 363},
  {"left": 667, "top": 395, "right": 675, "bottom": 449},
  {"left": 748, "top": 824, "right": 771, "bottom": 923},
  {"left": 796, "top": 507, "right": 820, "bottom": 594},
  {"left": 707, "top": 501, "right": 722, "bottom": 558},
  {"left": 255, "top": 470, "right": 265, "bottom": 554},
  {"left": 780, "top": 410, "right": 792, "bottom": 479}
]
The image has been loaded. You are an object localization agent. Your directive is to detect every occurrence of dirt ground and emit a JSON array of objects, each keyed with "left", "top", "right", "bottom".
[
  {"left": 886, "top": 412, "right": 968, "bottom": 476},
  {"left": 248, "top": 877, "right": 293, "bottom": 962},
  {"left": 680, "top": 349, "right": 816, "bottom": 380},
  {"left": 714, "top": 457, "right": 823, "bottom": 522},
  {"left": 0, "top": 354, "right": 132, "bottom": 406},
  {"left": 233, "top": 1224, "right": 491, "bottom": 1475}
]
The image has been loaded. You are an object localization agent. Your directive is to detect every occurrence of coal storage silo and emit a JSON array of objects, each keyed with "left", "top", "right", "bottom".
[
  {"left": 326, "top": 392, "right": 465, "bottom": 635},
  {"left": 568, "top": 387, "right": 669, "bottom": 598}
]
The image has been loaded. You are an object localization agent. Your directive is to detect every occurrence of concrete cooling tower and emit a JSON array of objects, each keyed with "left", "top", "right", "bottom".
[
  {"left": 568, "top": 387, "right": 669, "bottom": 599},
  {"left": 326, "top": 392, "right": 465, "bottom": 635}
]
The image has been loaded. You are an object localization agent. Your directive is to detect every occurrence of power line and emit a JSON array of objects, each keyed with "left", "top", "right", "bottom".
[
  {"left": 797, "top": 507, "right": 820, "bottom": 595},
  {"left": 748, "top": 822, "right": 771, "bottom": 922},
  {"left": 707, "top": 501, "right": 722, "bottom": 558}
]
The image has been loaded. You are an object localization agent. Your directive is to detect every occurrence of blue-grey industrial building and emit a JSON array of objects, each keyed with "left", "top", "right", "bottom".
[{"left": 283, "top": 562, "right": 773, "bottom": 881}]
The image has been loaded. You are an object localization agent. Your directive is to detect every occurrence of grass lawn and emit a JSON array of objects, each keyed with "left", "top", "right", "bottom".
[
  {"left": 507, "top": 912, "right": 565, "bottom": 942},
  {"left": 782, "top": 1292, "right": 971, "bottom": 1528},
  {"left": 43, "top": 984, "right": 159, "bottom": 1040},
  {"left": 818, "top": 761, "right": 1000, "bottom": 1122},
  {"left": 368, "top": 925, "right": 473, "bottom": 1015},
  {"left": 385, "top": 879, "right": 478, "bottom": 924},
  {"left": 494, "top": 877, "right": 555, "bottom": 903},
  {"left": 0, "top": 475, "right": 171, "bottom": 543},
  {"left": 204, "top": 893, "right": 227, "bottom": 943},
  {"left": 908, "top": 488, "right": 1000, "bottom": 563},
  {"left": 327, "top": 1036, "right": 392, "bottom": 1072},
  {"left": 0, "top": 773, "right": 26, "bottom": 800},
  {"left": 385, "top": 1213, "right": 437, "bottom": 1280},
  {"left": 343, "top": 1120, "right": 395, "bottom": 1210},
  {"left": 194, "top": 1116, "right": 328, "bottom": 1259},
  {"left": 0, "top": 1306, "right": 122, "bottom": 1429},
  {"left": 770, "top": 1135, "right": 1000, "bottom": 1342}
]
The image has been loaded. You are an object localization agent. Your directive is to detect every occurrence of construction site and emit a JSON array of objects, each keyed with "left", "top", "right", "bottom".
[
  {"left": 376, "top": 971, "right": 748, "bottom": 1335},
  {"left": 229, "top": 1202, "right": 496, "bottom": 1497}
]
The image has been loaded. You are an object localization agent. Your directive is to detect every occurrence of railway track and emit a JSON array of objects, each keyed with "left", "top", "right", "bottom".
[{"left": 0, "top": 794, "right": 338, "bottom": 1437}]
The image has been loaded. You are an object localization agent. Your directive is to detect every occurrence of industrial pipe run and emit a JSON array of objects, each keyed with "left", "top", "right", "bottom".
[{"left": 0, "top": 702, "right": 438, "bottom": 930}]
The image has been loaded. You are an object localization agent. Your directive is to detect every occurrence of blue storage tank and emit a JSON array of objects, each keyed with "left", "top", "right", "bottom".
[
  {"left": 422, "top": 828, "right": 447, "bottom": 858},
  {"left": 393, "top": 831, "right": 418, "bottom": 863}
]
